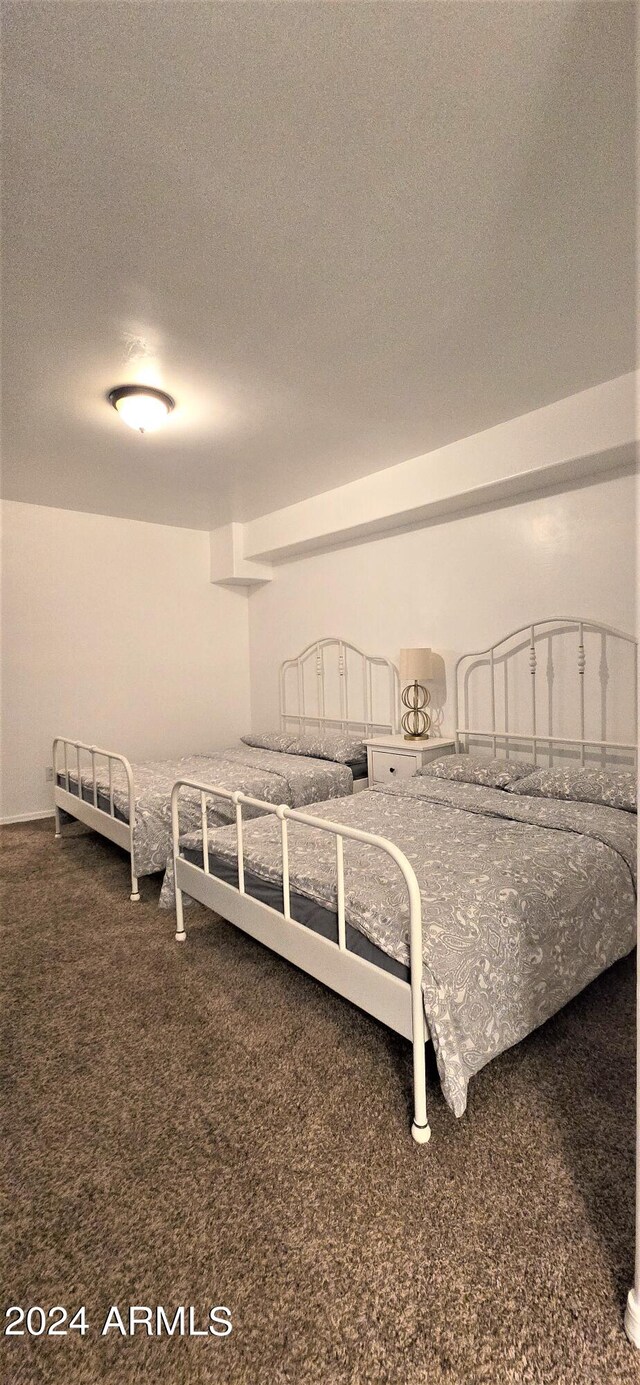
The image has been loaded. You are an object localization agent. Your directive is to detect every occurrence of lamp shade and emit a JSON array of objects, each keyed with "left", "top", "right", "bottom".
[{"left": 399, "top": 647, "right": 434, "bottom": 681}]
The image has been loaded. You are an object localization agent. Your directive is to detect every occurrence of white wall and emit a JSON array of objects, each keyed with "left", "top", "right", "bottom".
[
  {"left": 248, "top": 470, "right": 637, "bottom": 732},
  {"left": 2, "top": 472, "right": 636, "bottom": 820},
  {"left": 0, "top": 500, "right": 250, "bottom": 820}
]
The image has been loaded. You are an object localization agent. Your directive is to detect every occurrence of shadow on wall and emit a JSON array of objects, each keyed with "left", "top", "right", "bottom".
[{"left": 425, "top": 653, "right": 447, "bottom": 737}]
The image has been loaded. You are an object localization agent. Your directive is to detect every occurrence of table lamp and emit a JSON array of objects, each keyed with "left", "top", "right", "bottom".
[{"left": 399, "top": 648, "right": 435, "bottom": 740}]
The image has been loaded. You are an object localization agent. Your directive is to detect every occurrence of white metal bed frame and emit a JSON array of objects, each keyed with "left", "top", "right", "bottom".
[
  {"left": 52, "top": 638, "right": 399, "bottom": 899},
  {"left": 280, "top": 637, "right": 400, "bottom": 737},
  {"left": 170, "top": 615, "right": 637, "bottom": 1149},
  {"left": 454, "top": 617, "right": 638, "bottom": 768},
  {"left": 53, "top": 739, "right": 141, "bottom": 900},
  {"left": 171, "top": 784, "right": 431, "bottom": 1143}
]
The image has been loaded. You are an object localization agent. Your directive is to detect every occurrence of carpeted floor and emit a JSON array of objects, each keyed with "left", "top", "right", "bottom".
[{"left": 1, "top": 818, "right": 637, "bottom": 1385}]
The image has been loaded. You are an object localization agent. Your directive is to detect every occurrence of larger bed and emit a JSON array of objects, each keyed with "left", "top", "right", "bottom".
[
  {"left": 53, "top": 638, "right": 399, "bottom": 900},
  {"left": 169, "top": 618, "right": 638, "bottom": 1144}
]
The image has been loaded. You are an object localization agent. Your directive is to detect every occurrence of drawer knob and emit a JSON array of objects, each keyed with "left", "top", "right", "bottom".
[{"left": 389, "top": 766, "right": 395, "bottom": 773}]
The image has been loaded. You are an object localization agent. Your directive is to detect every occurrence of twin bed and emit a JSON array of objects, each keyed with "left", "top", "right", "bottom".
[
  {"left": 53, "top": 638, "right": 397, "bottom": 899},
  {"left": 55, "top": 619, "right": 638, "bottom": 1146}
]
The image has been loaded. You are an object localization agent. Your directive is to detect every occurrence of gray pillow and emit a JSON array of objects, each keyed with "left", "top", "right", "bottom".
[
  {"left": 241, "top": 731, "right": 296, "bottom": 754},
  {"left": 508, "top": 765, "right": 637, "bottom": 812},
  {"left": 286, "top": 729, "right": 367, "bottom": 764},
  {"left": 420, "top": 753, "right": 535, "bottom": 790},
  {"left": 241, "top": 728, "right": 367, "bottom": 764}
]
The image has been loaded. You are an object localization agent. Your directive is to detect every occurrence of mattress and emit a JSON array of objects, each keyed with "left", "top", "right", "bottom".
[
  {"left": 58, "top": 776, "right": 128, "bottom": 821},
  {"left": 349, "top": 760, "right": 368, "bottom": 780}
]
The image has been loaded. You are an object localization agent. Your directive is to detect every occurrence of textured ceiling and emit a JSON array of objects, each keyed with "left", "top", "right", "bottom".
[{"left": 1, "top": 1, "right": 635, "bottom": 530}]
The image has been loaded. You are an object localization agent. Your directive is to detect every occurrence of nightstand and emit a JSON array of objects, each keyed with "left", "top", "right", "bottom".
[{"left": 365, "top": 736, "right": 456, "bottom": 787}]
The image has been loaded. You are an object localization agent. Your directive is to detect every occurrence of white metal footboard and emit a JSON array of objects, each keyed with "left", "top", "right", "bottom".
[
  {"left": 171, "top": 779, "right": 431, "bottom": 1144},
  {"left": 52, "top": 737, "right": 140, "bottom": 901}
]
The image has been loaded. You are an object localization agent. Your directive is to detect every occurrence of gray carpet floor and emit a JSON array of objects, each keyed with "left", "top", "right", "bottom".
[{"left": 1, "top": 818, "right": 638, "bottom": 1384}]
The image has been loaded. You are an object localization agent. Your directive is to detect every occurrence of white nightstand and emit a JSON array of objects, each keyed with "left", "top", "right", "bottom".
[{"left": 365, "top": 735, "right": 456, "bottom": 787}]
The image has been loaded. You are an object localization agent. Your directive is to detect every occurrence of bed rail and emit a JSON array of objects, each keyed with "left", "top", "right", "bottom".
[
  {"left": 171, "top": 778, "right": 431, "bottom": 1144},
  {"left": 52, "top": 737, "right": 140, "bottom": 901}
]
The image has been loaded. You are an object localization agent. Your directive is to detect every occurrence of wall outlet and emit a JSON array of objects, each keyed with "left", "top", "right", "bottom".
[{"left": 45, "top": 766, "right": 54, "bottom": 782}]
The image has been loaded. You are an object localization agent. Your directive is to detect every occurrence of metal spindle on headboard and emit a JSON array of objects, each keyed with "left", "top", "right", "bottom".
[
  {"left": 463, "top": 673, "right": 470, "bottom": 755},
  {"left": 388, "top": 663, "right": 396, "bottom": 736},
  {"left": 317, "top": 645, "right": 325, "bottom": 724},
  {"left": 337, "top": 643, "right": 345, "bottom": 729},
  {"left": 490, "top": 647, "right": 497, "bottom": 755},
  {"left": 599, "top": 634, "right": 609, "bottom": 769},
  {"left": 362, "top": 659, "right": 370, "bottom": 736},
  {"left": 578, "top": 622, "right": 586, "bottom": 766},
  {"left": 635, "top": 643, "right": 639, "bottom": 716},
  {"left": 546, "top": 636, "right": 554, "bottom": 767},
  {"left": 297, "top": 661, "right": 305, "bottom": 732},
  {"left": 503, "top": 659, "right": 509, "bottom": 754},
  {"left": 529, "top": 626, "right": 537, "bottom": 764},
  {"left": 342, "top": 645, "right": 349, "bottom": 730}
]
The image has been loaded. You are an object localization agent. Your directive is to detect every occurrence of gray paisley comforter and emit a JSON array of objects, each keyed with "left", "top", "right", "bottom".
[
  {"left": 176, "top": 775, "right": 636, "bottom": 1116},
  {"left": 59, "top": 746, "right": 353, "bottom": 879}
]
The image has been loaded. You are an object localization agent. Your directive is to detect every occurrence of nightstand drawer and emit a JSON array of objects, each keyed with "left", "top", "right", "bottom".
[{"left": 370, "top": 749, "right": 418, "bottom": 784}]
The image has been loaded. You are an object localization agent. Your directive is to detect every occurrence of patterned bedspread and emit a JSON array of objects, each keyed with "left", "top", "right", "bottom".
[
  {"left": 178, "top": 775, "right": 637, "bottom": 1116},
  {"left": 59, "top": 746, "right": 353, "bottom": 877}
]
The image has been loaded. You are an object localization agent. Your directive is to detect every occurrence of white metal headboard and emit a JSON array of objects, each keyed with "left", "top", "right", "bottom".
[
  {"left": 280, "top": 638, "right": 400, "bottom": 737},
  {"left": 454, "top": 617, "right": 638, "bottom": 768}
]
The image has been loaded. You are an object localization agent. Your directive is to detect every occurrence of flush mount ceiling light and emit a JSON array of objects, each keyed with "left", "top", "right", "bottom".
[{"left": 108, "top": 384, "right": 175, "bottom": 434}]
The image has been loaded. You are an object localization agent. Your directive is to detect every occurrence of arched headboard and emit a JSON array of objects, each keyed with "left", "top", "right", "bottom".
[
  {"left": 454, "top": 617, "right": 638, "bottom": 768},
  {"left": 280, "top": 638, "right": 399, "bottom": 737}
]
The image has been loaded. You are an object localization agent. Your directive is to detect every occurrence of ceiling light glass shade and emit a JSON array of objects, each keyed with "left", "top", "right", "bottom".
[{"left": 108, "top": 385, "right": 175, "bottom": 433}]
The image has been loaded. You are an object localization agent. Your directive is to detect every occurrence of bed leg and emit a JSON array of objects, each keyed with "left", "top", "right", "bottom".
[
  {"left": 130, "top": 867, "right": 141, "bottom": 903},
  {"left": 54, "top": 805, "right": 62, "bottom": 840},
  {"left": 410, "top": 1033, "right": 431, "bottom": 1145},
  {"left": 175, "top": 881, "right": 186, "bottom": 943}
]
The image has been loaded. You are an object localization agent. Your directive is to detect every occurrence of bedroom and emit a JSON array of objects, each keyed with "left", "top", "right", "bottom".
[{"left": 1, "top": 3, "right": 637, "bottom": 1383}]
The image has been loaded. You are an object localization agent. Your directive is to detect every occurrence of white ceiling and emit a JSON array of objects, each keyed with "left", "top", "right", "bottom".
[{"left": 2, "top": 2, "right": 635, "bottom": 531}]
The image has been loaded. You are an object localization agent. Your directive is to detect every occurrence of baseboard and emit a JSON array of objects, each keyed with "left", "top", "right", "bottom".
[{"left": 0, "top": 809, "right": 56, "bottom": 826}]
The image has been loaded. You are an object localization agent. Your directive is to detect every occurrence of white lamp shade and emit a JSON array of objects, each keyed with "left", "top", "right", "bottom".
[{"left": 399, "top": 647, "right": 435, "bottom": 681}]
